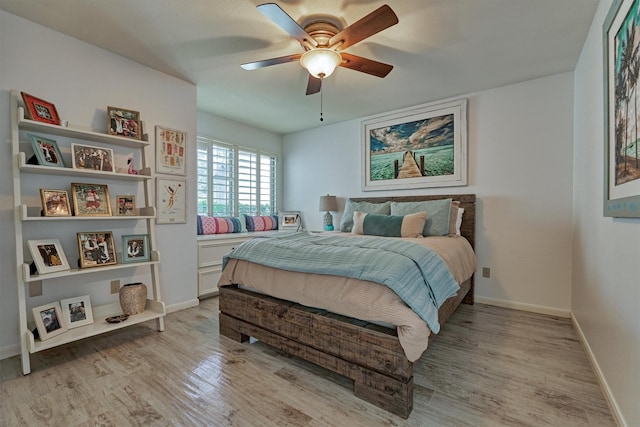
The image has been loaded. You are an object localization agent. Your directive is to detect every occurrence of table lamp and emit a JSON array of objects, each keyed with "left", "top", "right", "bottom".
[{"left": 319, "top": 194, "right": 338, "bottom": 231}]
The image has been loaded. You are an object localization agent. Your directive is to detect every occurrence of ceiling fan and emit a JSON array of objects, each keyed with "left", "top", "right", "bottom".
[{"left": 242, "top": 3, "right": 399, "bottom": 96}]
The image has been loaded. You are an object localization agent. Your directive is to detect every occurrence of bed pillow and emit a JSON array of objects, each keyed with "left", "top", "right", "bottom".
[
  {"left": 390, "top": 198, "right": 452, "bottom": 236},
  {"left": 340, "top": 200, "right": 391, "bottom": 232},
  {"left": 455, "top": 207, "right": 465, "bottom": 236},
  {"left": 448, "top": 201, "right": 460, "bottom": 236},
  {"left": 245, "top": 215, "right": 278, "bottom": 232},
  {"left": 197, "top": 215, "right": 246, "bottom": 235},
  {"left": 351, "top": 211, "right": 427, "bottom": 238}
]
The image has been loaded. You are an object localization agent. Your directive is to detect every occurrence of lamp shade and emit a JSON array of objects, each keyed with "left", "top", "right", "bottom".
[
  {"left": 300, "top": 49, "right": 342, "bottom": 79},
  {"left": 319, "top": 194, "right": 338, "bottom": 212}
]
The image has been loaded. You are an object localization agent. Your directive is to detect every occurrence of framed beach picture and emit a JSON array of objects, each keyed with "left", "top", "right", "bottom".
[
  {"left": 156, "top": 126, "right": 187, "bottom": 175},
  {"left": 40, "top": 189, "right": 72, "bottom": 217},
  {"left": 156, "top": 178, "right": 186, "bottom": 224},
  {"left": 71, "top": 143, "right": 115, "bottom": 173},
  {"left": 77, "top": 231, "right": 117, "bottom": 268},
  {"left": 603, "top": 0, "right": 640, "bottom": 217},
  {"left": 32, "top": 302, "right": 67, "bottom": 341},
  {"left": 279, "top": 211, "right": 300, "bottom": 229},
  {"left": 361, "top": 99, "right": 468, "bottom": 191},
  {"left": 27, "top": 239, "right": 70, "bottom": 275},
  {"left": 21, "top": 92, "right": 60, "bottom": 125},
  {"left": 107, "top": 106, "right": 141, "bottom": 140},
  {"left": 71, "top": 183, "right": 112, "bottom": 216},
  {"left": 60, "top": 295, "right": 94, "bottom": 329},
  {"left": 28, "top": 134, "right": 64, "bottom": 167},
  {"left": 115, "top": 195, "right": 136, "bottom": 216},
  {"left": 122, "top": 234, "right": 150, "bottom": 263}
]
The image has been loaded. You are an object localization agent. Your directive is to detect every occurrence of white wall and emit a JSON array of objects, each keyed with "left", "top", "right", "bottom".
[
  {"left": 284, "top": 73, "right": 575, "bottom": 316},
  {"left": 572, "top": 1, "right": 640, "bottom": 425},
  {"left": 0, "top": 11, "right": 198, "bottom": 357}
]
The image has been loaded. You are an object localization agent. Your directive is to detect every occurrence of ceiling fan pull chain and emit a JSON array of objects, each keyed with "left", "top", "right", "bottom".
[{"left": 320, "top": 86, "right": 324, "bottom": 122}]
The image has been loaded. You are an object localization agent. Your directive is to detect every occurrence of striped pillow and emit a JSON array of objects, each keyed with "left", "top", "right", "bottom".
[
  {"left": 245, "top": 215, "right": 279, "bottom": 232},
  {"left": 197, "top": 215, "right": 246, "bottom": 235}
]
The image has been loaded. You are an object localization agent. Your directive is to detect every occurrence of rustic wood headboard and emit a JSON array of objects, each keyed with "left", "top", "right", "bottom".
[{"left": 349, "top": 194, "right": 476, "bottom": 249}]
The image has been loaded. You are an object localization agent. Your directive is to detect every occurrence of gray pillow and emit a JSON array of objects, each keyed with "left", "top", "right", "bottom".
[
  {"left": 390, "top": 199, "right": 452, "bottom": 236},
  {"left": 339, "top": 200, "right": 391, "bottom": 232}
]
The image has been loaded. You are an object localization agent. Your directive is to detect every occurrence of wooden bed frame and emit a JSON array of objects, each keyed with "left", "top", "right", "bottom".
[{"left": 218, "top": 194, "right": 476, "bottom": 419}]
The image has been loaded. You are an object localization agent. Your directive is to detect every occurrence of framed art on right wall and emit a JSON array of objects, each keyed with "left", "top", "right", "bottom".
[{"left": 603, "top": 0, "right": 640, "bottom": 217}]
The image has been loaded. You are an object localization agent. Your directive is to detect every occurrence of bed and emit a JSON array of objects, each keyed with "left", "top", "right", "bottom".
[{"left": 217, "top": 194, "right": 476, "bottom": 418}]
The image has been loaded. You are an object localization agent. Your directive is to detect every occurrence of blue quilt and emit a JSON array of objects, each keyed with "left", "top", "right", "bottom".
[{"left": 224, "top": 232, "right": 460, "bottom": 333}]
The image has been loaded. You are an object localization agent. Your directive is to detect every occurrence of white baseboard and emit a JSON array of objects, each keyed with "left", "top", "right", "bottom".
[
  {"left": 165, "top": 298, "right": 199, "bottom": 314},
  {"left": 571, "top": 314, "right": 626, "bottom": 427},
  {"left": 0, "top": 344, "right": 20, "bottom": 360},
  {"left": 474, "top": 296, "right": 571, "bottom": 318}
]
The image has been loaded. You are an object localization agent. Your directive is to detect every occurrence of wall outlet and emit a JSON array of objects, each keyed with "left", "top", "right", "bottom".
[
  {"left": 482, "top": 267, "right": 491, "bottom": 278},
  {"left": 110, "top": 280, "right": 121, "bottom": 294}
]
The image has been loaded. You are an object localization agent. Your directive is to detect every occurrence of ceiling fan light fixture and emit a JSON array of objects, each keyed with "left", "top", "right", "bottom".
[{"left": 300, "top": 48, "right": 342, "bottom": 79}]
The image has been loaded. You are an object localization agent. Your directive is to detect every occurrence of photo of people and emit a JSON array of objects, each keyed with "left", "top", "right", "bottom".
[
  {"left": 122, "top": 234, "right": 150, "bottom": 263},
  {"left": 61, "top": 296, "right": 94, "bottom": 329},
  {"left": 39, "top": 307, "right": 61, "bottom": 332},
  {"left": 107, "top": 107, "right": 141, "bottom": 140},
  {"left": 71, "top": 144, "right": 114, "bottom": 173},
  {"left": 28, "top": 134, "right": 64, "bottom": 167},
  {"left": 116, "top": 195, "right": 136, "bottom": 215},
  {"left": 67, "top": 301, "right": 87, "bottom": 323},
  {"left": 40, "top": 189, "right": 71, "bottom": 216},
  {"left": 32, "top": 302, "right": 67, "bottom": 341},
  {"left": 37, "top": 244, "right": 62, "bottom": 267},
  {"left": 27, "top": 239, "right": 70, "bottom": 275},
  {"left": 71, "top": 183, "right": 112, "bottom": 216},
  {"left": 77, "top": 232, "right": 117, "bottom": 268}
]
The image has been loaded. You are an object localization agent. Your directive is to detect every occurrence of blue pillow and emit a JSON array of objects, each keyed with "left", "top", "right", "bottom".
[
  {"left": 390, "top": 199, "right": 452, "bottom": 236},
  {"left": 351, "top": 211, "right": 426, "bottom": 238},
  {"left": 339, "top": 200, "right": 391, "bottom": 232}
]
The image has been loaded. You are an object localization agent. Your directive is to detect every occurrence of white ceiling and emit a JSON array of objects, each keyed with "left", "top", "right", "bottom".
[{"left": 0, "top": 0, "right": 598, "bottom": 134}]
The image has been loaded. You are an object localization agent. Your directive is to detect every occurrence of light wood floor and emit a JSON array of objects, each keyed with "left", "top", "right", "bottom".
[{"left": 0, "top": 298, "right": 615, "bottom": 426}]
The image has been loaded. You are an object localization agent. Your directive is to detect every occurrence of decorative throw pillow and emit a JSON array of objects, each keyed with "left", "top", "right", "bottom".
[
  {"left": 448, "top": 201, "right": 461, "bottom": 236},
  {"left": 351, "top": 211, "right": 427, "bottom": 238},
  {"left": 340, "top": 200, "right": 391, "bottom": 232},
  {"left": 390, "top": 198, "right": 452, "bottom": 236},
  {"left": 197, "top": 215, "right": 246, "bottom": 235},
  {"left": 245, "top": 215, "right": 279, "bottom": 232}
]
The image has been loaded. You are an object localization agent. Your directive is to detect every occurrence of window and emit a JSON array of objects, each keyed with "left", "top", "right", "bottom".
[{"left": 197, "top": 136, "right": 277, "bottom": 217}]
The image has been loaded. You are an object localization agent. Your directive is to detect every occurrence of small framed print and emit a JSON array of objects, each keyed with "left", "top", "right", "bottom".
[
  {"left": 71, "top": 183, "right": 112, "bottom": 216},
  {"left": 157, "top": 178, "right": 186, "bottom": 224},
  {"left": 115, "top": 195, "right": 136, "bottom": 216},
  {"left": 122, "top": 234, "right": 150, "bottom": 263},
  {"left": 28, "top": 134, "right": 64, "bottom": 167},
  {"left": 107, "top": 106, "right": 141, "bottom": 140},
  {"left": 156, "top": 126, "right": 187, "bottom": 176},
  {"left": 27, "top": 239, "right": 70, "bottom": 275},
  {"left": 279, "top": 211, "right": 301, "bottom": 229},
  {"left": 77, "top": 231, "right": 117, "bottom": 268},
  {"left": 32, "top": 302, "right": 67, "bottom": 341},
  {"left": 60, "top": 295, "right": 94, "bottom": 329},
  {"left": 21, "top": 92, "right": 60, "bottom": 125},
  {"left": 71, "top": 143, "right": 115, "bottom": 173},
  {"left": 40, "top": 189, "right": 72, "bottom": 217}
]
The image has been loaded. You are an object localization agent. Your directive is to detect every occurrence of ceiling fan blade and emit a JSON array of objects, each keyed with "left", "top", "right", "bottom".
[
  {"left": 241, "top": 54, "right": 301, "bottom": 70},
  {"left": 329, "top": 5, "right": 398, "bottom": 50},
  {"left": 339, "top": 52, "right": 393, "bottom": 78},
  {"left": 257, "top": 3, "right": 317, "bottom": 48},
  {"left": 306, "top": 75, "right": 322, "bottom": 95}
]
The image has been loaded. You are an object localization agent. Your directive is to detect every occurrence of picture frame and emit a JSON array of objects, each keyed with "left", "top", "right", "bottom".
[
  {"left": 122, "top": 234, "right": 150, "bottom": 263},
  {"left": 107, "top": 106, "right": 141, "bottom": 140},
  {"left": 21, "top": 92, "right": 60, "bottom": 125},
  {"left": 279, "top": 211, "right": 301, "bottom": 229},
  {"left": 156, "top": 126, "right": 187, "bottom": 176},
  {"left": 40, "top": 189, "right": 72, "bottom": 217},
  {"left": 603, "top": 0, "right": 640, "bottom": 217},
  {"left": 27, "top": 239, "right": 70, "bottom": 275},
  {"left": 115, "top": 195, "right": 136, "bottom": 216},
  {"left": 32, "top": 302, "right": 67, "bottom": 341},
  {"left": 71, "top": 183, "right": 112, "bottom": 216},
  {"left": 361, "top": 99, "right": 468, "bottom": 191},
  {"left": 71, "top": 143, "right": 115, "bottom": 173},
  {"left": 77, "top": 231, "right": 117, "bottom": 268},
  {"left": 156, "top": 178, "right": 186, "bottom": 224},
  {"left": 28, "top": 134, "right": 65, "bottom": 167},
  {"left": 60, "top": 295, "right": 94, "bottom": 329}
]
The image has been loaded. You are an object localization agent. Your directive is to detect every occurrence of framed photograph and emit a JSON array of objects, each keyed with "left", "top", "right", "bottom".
[
  {"left": 32, "top": 302, "right": 67, "bottom": 341},
  {"left": 28, "top": 134, "right": 64, "bottom": 167},
  {"left": 603, "top": 0, "right": 640, "bottom": 217},
  {"left": 40, "top": 189, "right": 72, "bottom": 217},
  {"left": 361, "top": 99, "right": 468, "bottom": 191},
  {"left": 71, "top": 143, "right": 115, "bottom": 173},
  {"left": 77, "top": 231, "right": 117, "bottom": 268},
  {"left": 60, "top": 295, "right": 94, "bottom": 329},
  {"left": 107, "top": 106, "right": 141, "bottom": 140},
  {"left": 115, "top": 195, "right": 136, "bottom": 216},
  {"left": 279, "top": 211, "right": 301, "bottom": 229},
  {"left": 157, "top": 178, "right": 186, "bottom": 224},
  {"left": 71, "top": 183, "right": 112, "bottom": 216},
  {"left": 27, "top": 239, "right": 70, "bottom": 275},
  {"left": 156, "top": 126, "right": 187, "bottom": 176},
  {"left": 122, "top": 234, "right": 150, "bottom": 263},
  {"left": 21, "top": 92, "right": 60, "bottom": 125}
]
